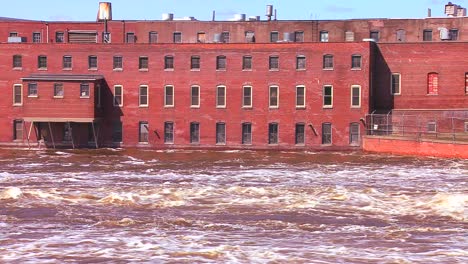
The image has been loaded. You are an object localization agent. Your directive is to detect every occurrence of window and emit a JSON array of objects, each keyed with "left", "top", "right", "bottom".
[
  {"left": 113, "top": 56, "right": 123, "bottom": 70},
  {"left": 164, "top": 55, "right": 174, "bottom": 70},
  {"left": 139, "top": 56, "right": 148, "bottom": 70},
  {"left": 269, "top": 56, "right": 279, "bottom": 70},
  {"left": 139, "top": 122, "right": 149, "bottom": 143},
  {"left": 322, "top": 123, "right": 332, "bottom": 145},
  {"left": 270, "top": 31, "right": 279, "bottom": 42},
  {"left": 32, "top": 32, "right": 41, "bottom": 43},
  {"left": 370, "top": 31, "right": 379, "bottom": 42},
  {"left": 465, "top": 122, "right": 468, "bottom": 133},
  {"left": 269, "top": 86, "right": 279, "bottom": 108},
  {"left": 190, "top": 122, "right": 200, "bottom": 143},
  {"left": 294, "top": 31, "right": 304, "bottom": 42},
  {"left": 296, "top": 56, "right": 306, "bottom": 70},
  {"left": 465, "top": 72, "right": 468, "bottom": 95},
  {"left": 102, "top": 32, "right": 111, "bottom": 43},
  {"left": 423, "top": 29, "right": 432, "bottom": 41},
  {"left": 9, "top": 32, "right": 18, "bottom": 37},
  {"left": 391, "top": 73, "right": 401, "bottom": 95},
  {"left": 351, "top": 85, "right": 361, "bottom": 108},
  {"left": 216, "top": 56, "right": 226, "bottom": 70},
  {"left": 449, "top": 29, "right": 458, "bottom": 40},
  {"left": 88, "top": 55, "right": 97, "bottom": 69},
  {"left": 28, "top": 83, "right": 38, "bottom": 97},
  {"left": 345, "top": 31, "right": 355, "bottom": 42},
  {"left": 295, "top": 123, "right": 305, "bottom": 145},
  {"left": 268, "top": 123, "right": 278, "bottom": 144},
  {"left": 216, "top": 122, "right": 226, "bottom": 144},
  {"left": 139, "top": 85, "right": 148, "bottom": 106},
  {"left": 197, "top": 32, "right": 206, "bottom": 43},
  {"left": 63, "top": 56, "right": 72, "bottom": 69},
  {"left": 349, "top": 123, "right": 360, "bottom": 145},
  {"left": 242, "top": 123, "right": 252, "bottom": 144},
  {"left": 427, "top": 122, "right": 437, "bottom": 133},
  {"left": 216, "top": 85, "right": 226, "bottom": 108},
  {"left": 56, "top": 32, "right": 64, "bottom": 43},
  {"left": 191, "top": 85, "right": 200, "bottom": 107},
  {"left": 112, "top": 121, "right": 123, "bottom": 142},
  {"left": 54, "top": 83, "right": 64, "bottom": 98},
  {"left": 126, "top": 32, "right": 135, "bottom": 43},
  {"left": 80, "top": 83, "right": 90, "bottom": 98},
  {"left": 242, "top": 56, "right": 252, "bottom": 70},
  {"left": 173, "top": 32, "right": 182, "bottom": 43},
  {"left": 165, "top": 85, "right": 174, "bottom": 107},
  {"left": 191, "top": 56, "right": 200, "bottom": 70},
  {"left": 221, "top": 31, "right": 230, "bottom": 43},
  {"left": 245, "top": 31, "right": 255, "bottom": 43},
  {"left": 114, "top": 85, "right": 123, "bottom": 106},
  {"left": 13, "top": 84, "right": 22, "bottom": 106},
  {"left": 13, "top": 55, "right": 22, "bottom": 68},
  {"left": 427, "top": 72, "right": 439, "bottom": 95},
  {"left": 164, "top": 122, "right": 174, "bottom": 143},
  {"left": 320, "top": 31, "right": 329, "bottom": 42},
  {"left": 38, "top": 55, "right": 47, "bottom": 69},
  {"left": 396, "top": 29, "right": 406, "bottom": 42},
  {"left": 243, "top": 86, "right": 252, "bottom": 108},
  {"left": 149, "top": 31, "right": 158, "bottom": 43},
  {"left": 13, "top": 120, "right": 23, "bottom": 140},
  {"left": 323, "top": 54, "right": 333, "bottom": 69},
  {"left": 323, "top": 85, "right": 333, "bottom": 108},
  {"left": 296, "top": 85, "right": 306, "bottom": 108},
  {"left": 63, "top": 123, "right": 72, "bottom": 142},
  {"left": 351, "top": 55, "right": 361, "bottom": 69}
]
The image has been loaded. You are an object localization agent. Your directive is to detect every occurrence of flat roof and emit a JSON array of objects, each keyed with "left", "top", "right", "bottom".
[{"left": 21, "top": 74, "right": 104, "bottom": 82}]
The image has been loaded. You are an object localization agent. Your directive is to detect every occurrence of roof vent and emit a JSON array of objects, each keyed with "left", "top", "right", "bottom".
[{"left": 162, "top": 13, "right": 174, "bottom": 21}]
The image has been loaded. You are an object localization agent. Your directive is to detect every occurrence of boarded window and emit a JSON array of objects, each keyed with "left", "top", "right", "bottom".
[
  {"left": 396, "top": 29, "right": 406, "bottom": 42},
  {"left": 345, "top": 31, "right": 355, "bottom": 42},
  {"left": 427, "top": 72, "right": 439, "bottom": 95}
]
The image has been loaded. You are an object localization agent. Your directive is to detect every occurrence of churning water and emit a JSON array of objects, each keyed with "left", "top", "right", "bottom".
[{"left": 0, "top": 149, "right": 467, "bottom": 263}]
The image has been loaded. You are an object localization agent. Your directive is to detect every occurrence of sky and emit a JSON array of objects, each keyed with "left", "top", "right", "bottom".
[{"left": 0, "top": 0, "right": 462, "bottom": 21}]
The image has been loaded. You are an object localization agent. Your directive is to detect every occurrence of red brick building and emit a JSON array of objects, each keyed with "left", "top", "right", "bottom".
[{"left": 0, "top": 2, "right": 467, "bottom": 149}]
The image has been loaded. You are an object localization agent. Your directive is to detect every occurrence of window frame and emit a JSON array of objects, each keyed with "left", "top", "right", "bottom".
[
  {"left": 139, "top": 121, "right": 149, "bottom": 143},
  {"left": 351, "top": 54, "right": 362, "bottom": 70},
  {"left": 245, "top": 30, "right": 255, "bottom": 43},
  {"left": 349, "top": 123, "right": 360, "bottom": 146},
  {"left": 27, "top": 83, "right": 38, "bottom": 97},
  {"left": 296, "top": 85, "right": 306, "bottom": 108},
  {"left": 13, "top": 84, "right": 23, "bottom": 106},
  {"left": 13, "top": 55, "right": 22, "bottom": 69},
  {"left": 190, "top": 56, "right": 200, "bottom": 70},
  {"left": 139, "top": 56, "right": 149, "bottom": 70},
  {"left": 53, "top": 83, "right": 64, "bottom": 98},
  {"left": 164, "top": 122, "right": 174, "bottom": 144},
  {"left": 113, "top": 56, "right": 123, "bottom": 70},
  {"left": 164, "top": 85, "right": 174, "bottom": 107},
  {"left": 164, "top": 55, "right": 174, "bottom": 70},
  {"left": 322, "top": 123, "right": 332, "bottom": 145},
  {"left": 242, "top": 86, "right": 253, "bottom": 108},
  {"left": 38, "top": 55, "right": 47, "bottom": 69},
  {"left": 269, "top": 85, "right": 279, "bottom": 108},
  {"left": 113, "top": 85, "right": 123, "bottom": 107},
  {"left": 216, "top": 85, "right": 226, "bottom": 108},
  {"left": 268, "top": 122, "right": 279, "bottom": 145},
  {"left": 449, "top": 29, "right": 458, "bottom": 41},
  {"left": 242, "top": 123, "right": 252, "bottom": 145},
  {"left": 323, "top": 54, "right": 334, "bottom": 70},
  {"left": 242, "top": 55, "right": 252, "bottom": 70},
  {"left": 190, "top": 122, "right": 200, "bottom": 144},
  {"left": 216, "top": 122, "right": 226, "bottom": 145},
  {"left": 391, "top": 73, "right": 401, "bottom": 95},
  {"left": 197, "top": 32, "right": 206, "bottom": 43},
  {"left": 88, "top": 55, "right": 98, "bottom": 70},
  {"left": 62, "top": 55, "right": 72, "bottom": 70},
  {"left": 296, "top": 55, "right": 306, "bottom": 70},
  {"left": 370, "top": 30, "right": 379, "bottom": 41},
  {"left": 396, "top": 29, "right": 406, "bottom": 42},
  {"left": 80, "top": 83, "right": 90, "bottom": 98},
  {"left": 112, "top": 121, "right": 123, "bottom": 143},
  {"left": 139, "top": 85, "right": 149, "bottom": 107},
  {"left": 351, "top": 85, "right": 361, "bottom": 108},
  {"left": 295, "top": 123, "right": 305, "bottom": 145},
  {"left": 269, "top": 56, "right": 279, "bottom": 71},
  {"left": 173, "top": 32, "right": 182, "bottom": 43},
  {"left": 13, "top": 119, "right": 24, "bottom": 141},
  {"left": 294, "top": 31, "right": 304, "bottom": 42},
  {"left": 149, "top": 31, "right": 158, "bottom": 43},
  {"left": 216, "top": 55, "right": 226, "bottom": 70},
  {"left": 32, "top": 32, "right": 41, "bottom": 43},
  {"left": 427, "top": 122, "right": 437, "bottom": 133},
  {"left": 320, "top": 30, "right": 329, "bottom": 42},
  {"left": 221, "top": 31, "right": 230, "bottom": 43},
  {"left": 55, "top": 31, "right": 64, "bottom": 43},
  {"left": 126, "top": 32, "right": 135, "bottom": 43},
  {"left": 270, "top": 31, "right": 279, "bottom": 43},
  {"left": 323, "top": 85, "right": 333, "bottom": 108},
  {"left": 191, "top": 85, "right": 200, "bottom": 108},
  {"left": 423, "top": 29, "right": 433, "bottom": 41}
]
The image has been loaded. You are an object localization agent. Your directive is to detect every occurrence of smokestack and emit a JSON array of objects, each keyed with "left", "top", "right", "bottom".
[
  {"left": 428, "top": 8, "right": 432, "bottom": 17},
  {"left": 212, "top": 10, "right": 215, "bottom": 21}
]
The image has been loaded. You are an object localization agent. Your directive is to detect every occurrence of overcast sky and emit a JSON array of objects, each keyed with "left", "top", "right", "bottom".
[{"left": 0, "top": 0, "right": 459, "bottom": 21}]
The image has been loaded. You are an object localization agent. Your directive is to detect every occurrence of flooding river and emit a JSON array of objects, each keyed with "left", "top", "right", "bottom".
[{"left": 0, "top": 149, "right": 467, "bottom": 263}]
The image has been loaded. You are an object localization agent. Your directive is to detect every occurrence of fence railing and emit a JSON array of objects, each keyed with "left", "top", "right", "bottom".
[{"left": 365, "top": 110, "right": 468, "bottom": 143}]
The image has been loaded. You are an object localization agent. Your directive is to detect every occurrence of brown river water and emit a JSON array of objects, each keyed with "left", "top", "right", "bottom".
[{"left": 0, "top": 149, "right": 467, "bottom": 263}]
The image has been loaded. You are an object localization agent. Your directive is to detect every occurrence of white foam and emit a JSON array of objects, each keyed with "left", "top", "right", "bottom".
[{"left": 0, "top": 187, "right": 22, "bottom": 199}]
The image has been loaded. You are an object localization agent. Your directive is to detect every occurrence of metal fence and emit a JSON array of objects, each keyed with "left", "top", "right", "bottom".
[{"left": 365, "top": 110, "right": 468, "bottom": 142}]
